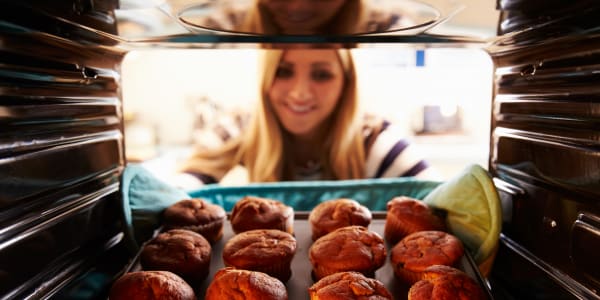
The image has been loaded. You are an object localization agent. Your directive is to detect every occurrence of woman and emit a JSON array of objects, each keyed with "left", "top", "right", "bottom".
[
  {"left": 199, "top": 0, "right": 409, "bottom": 35},
  {"left": 179, "top": 47, "right": 437, "bottom": 186},
  {"left": 240, "top": 0, "right": 365, "bottom": 35}
]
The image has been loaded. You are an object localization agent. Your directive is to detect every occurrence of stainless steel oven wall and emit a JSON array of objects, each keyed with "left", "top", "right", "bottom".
[
  {"left": 488, "top": 0, "right": 600, "bottom": 299},
  {"left": 0, "top": 1, "right": 127, "bottom": 299}
]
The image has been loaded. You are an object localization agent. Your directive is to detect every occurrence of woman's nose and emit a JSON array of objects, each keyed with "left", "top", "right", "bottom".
[{"left": 289, "top": 76, "right": 314, "bottom": 101}]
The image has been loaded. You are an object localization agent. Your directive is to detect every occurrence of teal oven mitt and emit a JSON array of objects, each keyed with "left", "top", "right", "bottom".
[
  {"left": 188, "top": 177, "right": 442, "bottom": 212},
  {"left": 423, "top": 164, "right": 502, "bottom": 276},
  {"left": 120, "top": 164, "right": 190, "bottom": 253}
]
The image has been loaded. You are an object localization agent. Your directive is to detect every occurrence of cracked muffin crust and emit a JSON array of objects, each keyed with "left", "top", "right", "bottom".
[
  {"left": 163, "top": 198, "right": 226, "bottom": 244},
  {"left": 309, "top": 198, "right": 372, "bottom": 241},
  {"left": 222, "top": 229, "right": 297, "bottom": 282},
  {"left": 140, "top": 229, "right": 212, "bottom": 284},
  {"left": 309, "top": 271, "right": 392, "bottom": 300},
  {"left": 390, "top": 230, "right": 464, "bottom": 285},
  {"left": 384, "top": 196, "right": 446, "bottom": 245},
  {"left": 408, "top": 265, "right": 486, "bottom": 300},
  {"left": 309, "top": 226, "right": 386, "bottom": 280},
  {"left": 205, "top": 267, "right": 288, "bottom": 300},
  {"left": 230, "top": 196, "right": 294, "bottom": 234},
  {"left": 109, "top": 270, "right": 196, "bottom": 300}
]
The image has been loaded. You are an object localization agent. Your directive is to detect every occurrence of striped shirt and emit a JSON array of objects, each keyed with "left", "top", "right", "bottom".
[{"left": 363, "top": 120, "right": 433, "bottom": 179}]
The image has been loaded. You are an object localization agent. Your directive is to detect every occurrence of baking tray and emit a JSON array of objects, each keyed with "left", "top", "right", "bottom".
[{"left": 123, "top": 212, "right": 493, "bottom": 300}]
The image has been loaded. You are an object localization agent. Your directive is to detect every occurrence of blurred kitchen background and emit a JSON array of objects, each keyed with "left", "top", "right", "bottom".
[{"left": 119, "top": 0, "right": 499, "bottom": 185}]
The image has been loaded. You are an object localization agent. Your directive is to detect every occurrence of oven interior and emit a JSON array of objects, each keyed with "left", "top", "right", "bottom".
[{"left": 0, "top": 0, "right": 599, "bottom": 299}]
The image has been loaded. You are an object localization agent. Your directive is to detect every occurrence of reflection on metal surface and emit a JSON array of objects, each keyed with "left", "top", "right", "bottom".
[
  {"left": 571, "top": 213, "right": 600, "bottom": 284},
  {"left": 499, "top": 233, "right": 599, "bottom": 299},
  {"left": 488, "top": 1, "right": 600, "bottom": 296},
  {"left": 115, "top": 0, "right": 482, "bottom": 47},
  {"left": 175, "top": 0, "right": 446, "bottom": 35},
  {"left": 0, "top": 188, "right": 122, "bottom": 298},
  {"left": 2, "top": 0, "right": 492, "bottom": 48},
  {"left": 0, "top": 2, "right": 127, "bottom": 298}
]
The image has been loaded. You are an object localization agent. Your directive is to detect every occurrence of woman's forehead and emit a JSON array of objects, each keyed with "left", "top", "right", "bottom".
[{"left": 281, "top": 49, "right": 339, "bottom": 64}]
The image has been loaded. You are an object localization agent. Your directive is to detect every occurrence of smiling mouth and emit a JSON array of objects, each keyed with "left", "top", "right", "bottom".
[{"left": 287, "top": 102, "right": 314, "bottom": 113}]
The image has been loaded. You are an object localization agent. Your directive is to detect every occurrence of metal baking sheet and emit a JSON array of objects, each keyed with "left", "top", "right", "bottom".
[{"left": 126, "top": 212, "right": 493, "bottom": 300}]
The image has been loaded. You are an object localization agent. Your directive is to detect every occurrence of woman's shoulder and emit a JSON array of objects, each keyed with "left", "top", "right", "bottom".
[
  {"left": 361, "top": 113, "right": 389, "bottom": 141},
  {"left": 360, "top": 114, "right": 432, "bottom": 179},
  {"left": 193, "top": 108, "right": 250, "bottom": 150}
]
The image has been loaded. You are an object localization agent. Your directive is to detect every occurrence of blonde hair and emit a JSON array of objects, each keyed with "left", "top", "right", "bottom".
[
  {"left": 183, "top": 48, "right": 365, "bottom": 182},
  {"left": 241, "top": 0, "right": 367, "bottom": 35}
]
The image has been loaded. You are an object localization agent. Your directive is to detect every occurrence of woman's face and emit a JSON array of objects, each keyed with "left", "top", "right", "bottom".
[
  {"left": 260, "top": 0, "right": 347, "bottom": 34},
  {"left": 268, "top": 49, "right": 345, "bottom": 139}
]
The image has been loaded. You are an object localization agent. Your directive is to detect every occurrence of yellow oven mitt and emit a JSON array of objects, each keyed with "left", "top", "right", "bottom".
[{"left": 423, "top": 164, "right": 502, "bottom": 276}]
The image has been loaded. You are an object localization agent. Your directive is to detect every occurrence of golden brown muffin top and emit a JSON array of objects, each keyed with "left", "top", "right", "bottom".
[
  {"left": 309, "top": 271, "right": 392, "bottom": 300},
  {"left": 223, "top": 229, "right": 297, "bottom": 268},
  {"left": 140, "top": 229, "right": 211, "bottom": 268},
  {"left": 386, "top": 197, "right": 445, "bottom": 230},
  {"left": 109, "top": 271, "right": 196, "bottom": 300},
  {"left": 420, "top": 265, "right": 466, "bottom": 280},
  {"left": 408, "top": 265, "right": 487, "bottom": 300},
  {"left": 309, "top": 226, "right": 386, "bottom": 272},
  {"left": 309, "top": 199, "right": 372, "bottom": 239},
  {"left": 205, "top": 268, "right": 288, "bottom": 300},
  {"left": 163, "top": 198, "right": 226, "bottom": 226},
  {"left": 390, "top": 231, "right": 464, "bottom": 272},
  {"left": 230, "top": 196, "right": 294, "bottom": 233}
]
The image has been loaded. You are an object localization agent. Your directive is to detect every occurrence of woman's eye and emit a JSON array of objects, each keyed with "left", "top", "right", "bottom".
[
  {"left": 275, "top": 66, "right": 293, "bottom": 79},
  {"left": 311, "top": 70, "right": 334, "bottom": 82}
]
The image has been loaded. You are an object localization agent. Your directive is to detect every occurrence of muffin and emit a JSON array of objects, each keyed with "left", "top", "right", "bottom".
[
  {"left": 222, "top": 229, "right": 297, "bottom": 282},
  {"left": 309, "top": 198, "right": 372, "bottom": 241},
  {"left": 384, "top": 196, "right": 446, "bottom": 245},
  {"left": 205, "top": 267, "right": 288, "bottom": 300},
  {"left": 230, "top": 196, "right": 294, "bottom": 234},
  {"left": 408, "top": 265, "right": 487, "bottom": 300},
  {"left": 109, "top": 271, "right": 196, "bottom": 300},
  {"left": 309, "top": 271, "right": 393, "bottom": 300},
  {"left": 140, "top": 229, "right": 211, "bottom": 285},
  {"left": 390, "top": 230, "right": 464, "bottom": 285},
  {"left": 309, "top": 226, "right": 386, "bottom": 280},
  {"left": 162, "top": 198, "right": 226, "bottom": 243}
]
